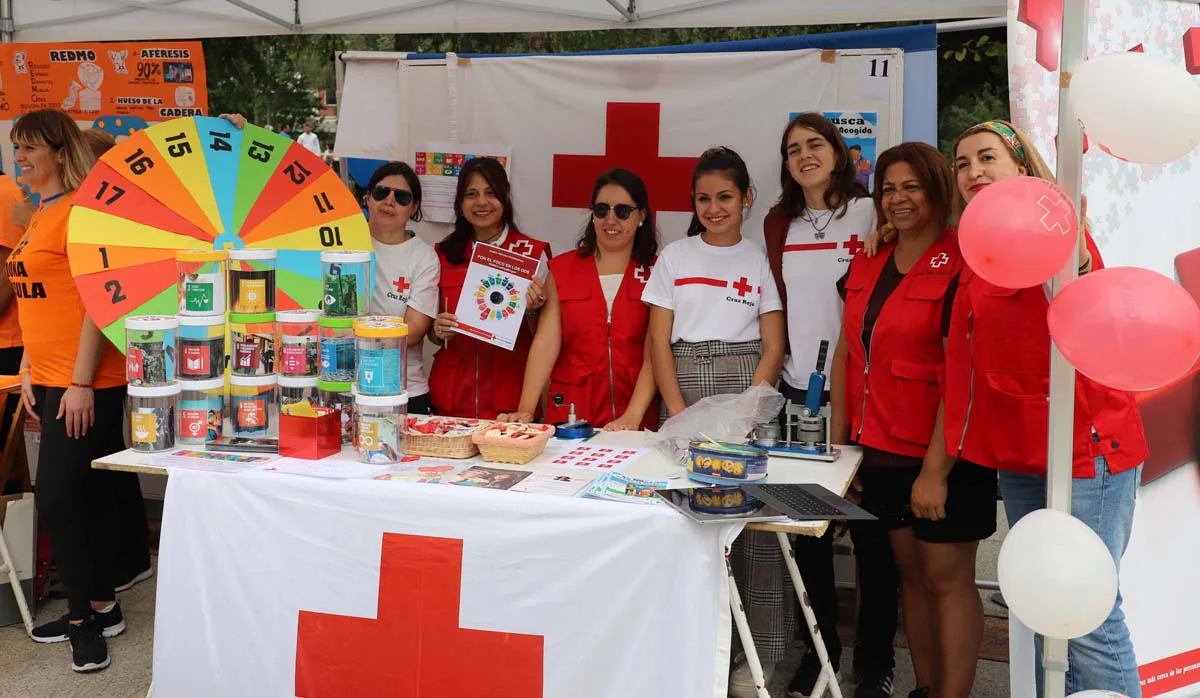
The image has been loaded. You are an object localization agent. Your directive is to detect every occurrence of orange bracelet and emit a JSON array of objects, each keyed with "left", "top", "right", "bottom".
[
  {"left": 18, "top": 368, "right": 29, "bottom": 375},
  {"left": 70, "top": 382, "right": 92, "bottom": 389}
]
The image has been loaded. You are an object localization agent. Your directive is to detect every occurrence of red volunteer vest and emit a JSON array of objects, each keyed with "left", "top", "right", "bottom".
[
  {"left": 547, "top": 251, "right": 658, "bottom": 431},
  {"left": 943, "top": 232, "right": 1149, "bottom": 477},
  {"left": 428, "top": 229, "right": 551, "bottom": 419},
  {"left": 843, "top": 230, "right": 961, "bottom": 458}
]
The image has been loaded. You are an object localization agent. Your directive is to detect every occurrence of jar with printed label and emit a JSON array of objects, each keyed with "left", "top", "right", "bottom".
[
  {"left": 320, "top": 250, "right": 372, "bottom": 317},
  {"left": 129, "top": 383, "right": 180, "bottom": 452},
  {"left": 125, "top": 315, "right": 178, "bottom": 387},
  {"left": 229, "top": 248, "right": 277, "bottom": 314},
  {"left": 229, "top": 312, "right": 278, "bottom": 376},
  {"left": 356, "top": 392, "right": 408, "bottom": 464},
  {"left": 279, "top": 375, "right": 320, "bottom": 407},
  {"left": 176, "top": 249, "right": 228, "bottom": 316},
  {"left": 229, "top": 374, "right": 279, "bottom": 439},
  {"left": 177, "top": 314, "right": 226, "bottom": 380},
  {"left": 177, "top": 378, "right": 225, "bottom": 445},
  {"left": 276, "top": 309, "right": 320, "bottom": 377},
  {"left": 354, "top": 319, "right": 407, "bottom": 396},
  {"left": 318, "top": 317, "right": 356, "bottom": 382},
  {"left": 317, "top": 379, "right": 355, "bottom": 444}
]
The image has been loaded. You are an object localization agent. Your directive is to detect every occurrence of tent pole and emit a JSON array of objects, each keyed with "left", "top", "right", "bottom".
[
  {"left": 334, "top": 51, "right": 353, "bottom": 192},
  {"left": 1045, "top": 1, "right": 1088, "bottom": 697},
  {"left": 0, "top": 0, "right": 13, "bottom": 43},
  {"left": 935, "top": 17, "right": 1005, "bottom": 33}
]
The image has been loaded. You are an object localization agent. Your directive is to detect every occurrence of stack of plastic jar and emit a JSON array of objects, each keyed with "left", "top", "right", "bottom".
[
  {"left": 126, "top": 315, "right": 178, "bottom": 387},
  {"left": 355, "top": 392, "right": 408, "bottom": 464},
  {"left": 320, "top": 251, "right": 372, "bottom": 318},
  {"left": 353, "top": 318, "right": 407, "bottom": 396},
  {"left": 129, "top": 384, "right": 181, "bottom": 452},
  {"left": 278, "top": 310, "right": 320, "bottom": 377},
  {"left": 317, "top": 379, "right": 355, "bottom": 444},
  {"left": 318, "top": 317, "right": 356, "bottom": 383},
  {"left": 280, "top": 375, "right": 320, "bottom": 408},
  {"left": 176, "top": 250, "right": 228, "bottom": 316},
  {"left": 229, "top": 313, "right": 278, "bottom": 377},
  {"left": 177, "top": 378, "right": 225, "bottom": 446},
  {"left": 229, "top": 248, "right": 277, "bottom": 314},
  {"left": 229, "top": 374, "right": 279, "bottom": 439},
  {"left": 177, "top": 314, "right": 226, "bottom": 380}
]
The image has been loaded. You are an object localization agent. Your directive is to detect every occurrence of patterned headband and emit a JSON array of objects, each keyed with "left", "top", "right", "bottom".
[{"left": 968, "top": 120, "right": 1027, "bottom": 165}]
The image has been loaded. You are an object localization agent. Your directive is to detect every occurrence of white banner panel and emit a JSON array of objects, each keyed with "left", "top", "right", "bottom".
[{"left": 152, "top": 467, "right": 739, "bottom": 697}]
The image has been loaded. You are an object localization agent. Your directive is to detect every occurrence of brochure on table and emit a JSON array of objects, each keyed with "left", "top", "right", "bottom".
[{"left": 452, "top": 243, "right": 546, "bottom": 351}]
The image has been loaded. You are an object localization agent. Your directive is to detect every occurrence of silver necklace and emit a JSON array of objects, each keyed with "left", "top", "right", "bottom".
[{"left": 801, "top": 207, "right": 835, "bottom": 239}]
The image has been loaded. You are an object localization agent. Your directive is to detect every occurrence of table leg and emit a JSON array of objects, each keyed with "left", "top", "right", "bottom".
[
  {"left": 776, "top": 531, "right": 843, "bottom": 698},
  {"left": 0, "top": 519, "right": 33, "bottom": 637},
  {"left": 726, "top": 547, "right": 772, "bottom": 698}
]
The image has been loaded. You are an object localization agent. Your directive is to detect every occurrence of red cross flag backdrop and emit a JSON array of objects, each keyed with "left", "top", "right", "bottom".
[
  {"left": 152, "top": 467, "right": 738, "bottom": 697},
  {"left": 335, "top": 47, "right": 904, "bottom": 254}
]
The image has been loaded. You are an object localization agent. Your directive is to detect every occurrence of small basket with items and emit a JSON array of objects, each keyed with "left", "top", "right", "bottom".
[
  {"left": 471, "top": 422, "right": 555, "bottom": 465},
  {"left": 404, "top": 416, "right": 488, "bottom": 458}
]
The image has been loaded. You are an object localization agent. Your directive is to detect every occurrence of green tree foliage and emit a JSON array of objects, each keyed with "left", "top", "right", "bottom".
[{"left": 937, "top": 30, "right": 1010, "bottom": 154}]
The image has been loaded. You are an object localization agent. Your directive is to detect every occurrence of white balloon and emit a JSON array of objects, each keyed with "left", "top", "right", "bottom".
[
  {"left": 1070, "top": 51, "right": 1200, "bottom": 164},
  {"left": 997, "top": 508, "right": 1118, "bottom": 639},
  {"left": 1067, "top": 692, "right": 1130, "bottom": 698}
]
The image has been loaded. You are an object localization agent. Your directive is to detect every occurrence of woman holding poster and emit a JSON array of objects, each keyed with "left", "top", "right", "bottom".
[
  {"left": 430, "top": 157, "right": 551, "bottom": 419},
  {"left": 498, "top": 168, "right": 660, "bottom": 430},
  {"left": 642, "top": 147, "right": 786, "bottom": 697}
]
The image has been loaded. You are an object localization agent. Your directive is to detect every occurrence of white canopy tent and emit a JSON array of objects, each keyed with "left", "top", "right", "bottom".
[{"left": 5, "top": 0, "right": 1003, "bottom": 41}]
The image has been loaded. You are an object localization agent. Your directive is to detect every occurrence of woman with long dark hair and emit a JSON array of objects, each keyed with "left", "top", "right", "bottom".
[
  {"left": 498, "top": 168, "right": 659, "bottom": 429},
  {"left": 429, "top": 157, "right": 551, "bottom": 418}
]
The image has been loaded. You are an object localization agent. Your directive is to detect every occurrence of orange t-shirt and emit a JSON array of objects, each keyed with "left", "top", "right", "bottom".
[
  {"left": 0, "top": 177, "right": 29, "bottom": 349},
  {"left": 8, "top": 194, "right": 126, "bottom": 388}
]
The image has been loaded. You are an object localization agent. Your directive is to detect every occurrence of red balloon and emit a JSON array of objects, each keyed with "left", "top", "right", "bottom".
[
  {"left": 1048, "top": 267, "right": 1200, "bottom": 391},
  {"left": 958, "top": 176, "right": 1079, "bottom": 289}
]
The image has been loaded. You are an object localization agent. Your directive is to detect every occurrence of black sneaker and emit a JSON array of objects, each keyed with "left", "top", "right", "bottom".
[
  {"left": 31, "top": 604, "right": 126, "bottom": 644},
  {"left": 115, "top": 567, "right": 153, "bottom": 593},
  {"left": 68, "top": 620, "right": 111, "bottom": 673},
  {"left": 908, "top": 688, "right": 931, "bottom": 698},
  {"left": 788, "top": 651, "right": 841, "bottom": 698},
  {"left": 854, "top": 668, "right": 894, "bottom": 698}
]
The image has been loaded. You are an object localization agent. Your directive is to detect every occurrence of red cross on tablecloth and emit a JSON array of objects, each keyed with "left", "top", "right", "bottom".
[
  {"left": 552, "top": 102, "right": 699, "bottom": 213},
  {"left": 295, "top": 533, "right": 544, "bottom": 697}
]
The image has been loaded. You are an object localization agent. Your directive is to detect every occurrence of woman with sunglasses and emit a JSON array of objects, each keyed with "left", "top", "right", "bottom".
[
  {"left": 497, "top": 169, "right": 659, "bottom": 430},
  {"left": 430, "top": 157, "right": 551, "bottom": 419},
  {"left": 364, "top": 161, "right": 439, "bottom": 415}
]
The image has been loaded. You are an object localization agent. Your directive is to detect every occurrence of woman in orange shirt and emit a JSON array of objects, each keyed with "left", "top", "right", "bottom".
[{"left": 12, "top": 110, "right": 129, "bottom": 673}]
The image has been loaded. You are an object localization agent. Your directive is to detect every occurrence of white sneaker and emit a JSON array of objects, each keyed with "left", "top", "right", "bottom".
[{"left": 730, "top": 659, "right": 775, "bottom": 698}]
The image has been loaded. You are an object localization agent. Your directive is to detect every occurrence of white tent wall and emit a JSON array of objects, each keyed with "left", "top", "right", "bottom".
[{"left": 7, "top": 0, "right": 1003, "bottom": 41}]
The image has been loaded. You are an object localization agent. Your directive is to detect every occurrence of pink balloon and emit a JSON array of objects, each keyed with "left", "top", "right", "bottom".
[
  {"left": 1048, "top": 267, "right": 1200, "bottom": 391},
  {"left": 958, "top": 176, "right": 1079, "bottom": 289}
]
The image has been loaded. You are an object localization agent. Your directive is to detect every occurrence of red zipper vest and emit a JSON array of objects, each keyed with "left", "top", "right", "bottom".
[
  {"left": 547, "top": 251, "right": 658, "bottom": 430},
  {"left": 844, "top": 230, "right": 961, "bottom": 458},
  {"left": 943, "top": 233, "right": 1149, "bottom": 477},
  {"left": 428, "top": 229, "right": 551, "bottom": 419}
]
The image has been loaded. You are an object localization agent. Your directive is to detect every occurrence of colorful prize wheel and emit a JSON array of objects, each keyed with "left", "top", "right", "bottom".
[{"left": 67, "top": 117, "right": 370, "bottom": 350}]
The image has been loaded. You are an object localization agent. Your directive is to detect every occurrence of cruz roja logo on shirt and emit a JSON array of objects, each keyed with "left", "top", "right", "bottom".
[
  {"left": 388, "top": 276, "right": 410, "bottom": 303},
  {"left": 726, "top": 276, "right": 757, "bottom": 308},
  {"left": 5, "top": 260, "right": 45, "bottom": 299}
]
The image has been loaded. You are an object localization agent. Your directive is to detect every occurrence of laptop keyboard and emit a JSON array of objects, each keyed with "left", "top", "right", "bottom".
[{"left": 752, "top": 485, "right": 848, "bottom": 518}]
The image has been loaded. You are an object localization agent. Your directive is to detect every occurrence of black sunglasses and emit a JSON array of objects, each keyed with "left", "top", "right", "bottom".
[
  {"left": 591, "top": 203, "right": 637, "bottom": 220},
  {"left": 370, "top": 185, "right": 414, "bottom": 206}
]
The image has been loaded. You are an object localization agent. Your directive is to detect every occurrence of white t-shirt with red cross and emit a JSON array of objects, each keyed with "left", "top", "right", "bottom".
[
  {"left": 371, "top": 232, "right": 440, "bottom": 398},
  {"left": 780, "top": 197, "right": 877, "bottom": 388},
  {"left": 642, "top": 235, "right": 783, "bottom": 343}
]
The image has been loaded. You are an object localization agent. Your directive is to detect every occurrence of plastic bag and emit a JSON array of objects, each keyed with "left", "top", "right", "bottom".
[{"left": 647, "top": 385, "right": 785, "bottom": 464}]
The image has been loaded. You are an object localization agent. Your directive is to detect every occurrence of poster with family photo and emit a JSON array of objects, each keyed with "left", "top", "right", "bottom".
[{"left": 820, "top": 111, "right": 879, "bottom": 193}]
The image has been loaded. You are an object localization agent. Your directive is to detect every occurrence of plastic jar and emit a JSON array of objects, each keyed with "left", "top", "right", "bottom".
[
  {"left": 125, "top": 315, "right": 179, "bottom": 387},
  {"left": 317, "top": 379, "right": 355, "bottom": 444},
  {"left": 229, "top": 374, "right": 278, "bottom": 439},
  {"left": 277, "top": 310, "right": 320, "bottom": 377},
  {"left": 320, "top": 250, "right": 372, "bottom": 317},
  {"left": 177, "top": 314, "right": 226, "bottom": 380},
  {"left": 129, "top": 383, "right": 180, "bottom": 452},
  {"left": 355, "top": 392, "right": 408, "bottom": 464},
  {"left": 177, "top": 378, "right": 225, "bottom": 445},
  {"left": 279, "top": 375, "right": 320, "bottom": 407},
  {"left": 229, "top": 312, "right": 278, "bottom": 376},
  {"left": 354, "top": 321, "right": 408, "bottom": 396},
  {"left": 176, "top": 249, "right": 228, "bottom": 316},
  {"left": 229, "top": 248, "right": 277, "bottom": 314},
  {"left": 318, "top": 317, "right": 356, "bottom": 383}
]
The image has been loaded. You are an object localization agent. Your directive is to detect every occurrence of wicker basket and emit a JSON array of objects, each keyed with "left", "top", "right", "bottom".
[
  {"left": 476, "top": 441, "right": 548, "bottom": 465},
  {"left": 404, "top": 418, "right": 486, "bottom": 459},
  {"left": 471, "top": 423, "right": 554, "bottom": 465}
]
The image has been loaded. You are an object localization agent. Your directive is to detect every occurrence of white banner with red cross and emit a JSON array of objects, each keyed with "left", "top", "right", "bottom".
[{"left": 151, "top": 467, "right": 739, "bottom": 697}]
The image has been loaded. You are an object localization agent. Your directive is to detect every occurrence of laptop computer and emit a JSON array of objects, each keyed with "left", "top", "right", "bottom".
[{"left": 654, "top": 484, "right": 875, "bottom": 524}]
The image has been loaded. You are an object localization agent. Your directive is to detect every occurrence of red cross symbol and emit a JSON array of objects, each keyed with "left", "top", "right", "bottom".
[
  {"left": 842, "top": 234, "right": 865, "bottom": 256},
  {"left": 509, "top": 239, "right": 535, "bottom": 257},
  {"left": 732, "top": 277, "right": 754, "bottom": 297},
  {"left": 1037, "top": 194, "right": 1074, "bottom": 235},
  {"left": 552, "top": 103, "right": 699, "bottom": 213},
  {"left": 296, "top": 533, "right": 544, "bottom": 697},
  {"left": 930, "top": 252, "right": 950, "bottom": 269},
  {"left": 391, "top": 277, "right": 410, "bottom": 295},
  {"left": 1185, "top": 28, "right": 1200, "bottom": 75},
  {"left": 634, "top": 265, "right": 651, "bottom": 284},
  {"left": 1018, "top": 0, "right": 1062, "bottom": 72}
]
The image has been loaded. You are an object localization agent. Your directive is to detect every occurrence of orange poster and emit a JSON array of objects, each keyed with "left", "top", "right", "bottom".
[{"left": 0, "top": 41, "right": 207, "bottom": 121}]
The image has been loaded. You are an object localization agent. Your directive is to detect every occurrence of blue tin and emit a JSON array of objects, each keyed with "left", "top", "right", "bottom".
[{"left": 686, "top": 441, "right": 768, "bottom": 484}]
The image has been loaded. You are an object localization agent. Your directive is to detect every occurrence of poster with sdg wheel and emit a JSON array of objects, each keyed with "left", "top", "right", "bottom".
[
  {"left": 453, "top": 243, "right": 546, "bottom": 351},
  {"left": 65, "top": 116, "right": 371, "bottom": 350}
]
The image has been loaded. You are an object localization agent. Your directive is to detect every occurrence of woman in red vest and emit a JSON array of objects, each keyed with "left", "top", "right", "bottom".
[
  {"left": 946, "top": 121, "right": 1146, "bottom": 697},
  {"left": 836, "top": 143, "right": 996, "bottom": 698},
  {"left": 497, "top": 169, "right": 659, "bottom": 430},
  {"left": 429, "top": 157, "right": 551, "bottom": 418}
]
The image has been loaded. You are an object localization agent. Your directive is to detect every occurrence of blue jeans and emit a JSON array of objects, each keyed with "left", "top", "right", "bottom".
[{"left": 998, "top": 457, "right": 1143, "bottom": 698}]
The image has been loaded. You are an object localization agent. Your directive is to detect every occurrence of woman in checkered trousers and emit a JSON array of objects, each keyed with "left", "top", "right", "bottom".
[{"left": 641, "top": 147, "right": 787, "bottom": 695}]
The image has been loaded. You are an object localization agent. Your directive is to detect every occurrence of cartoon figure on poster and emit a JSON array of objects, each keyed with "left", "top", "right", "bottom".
[
  {"left": 822, "top": 111, "right": 878, "bottom": 192},
  {"left": 63, "top": 62, "right": 104, "bottom": 112},
  {"left": 108, "top": 50, "right": 129, "bottom": 75}
]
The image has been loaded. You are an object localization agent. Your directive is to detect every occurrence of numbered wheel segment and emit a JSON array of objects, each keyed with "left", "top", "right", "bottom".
[{"left": 68, "top": 116, "right": 370, "bottom": 351}]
